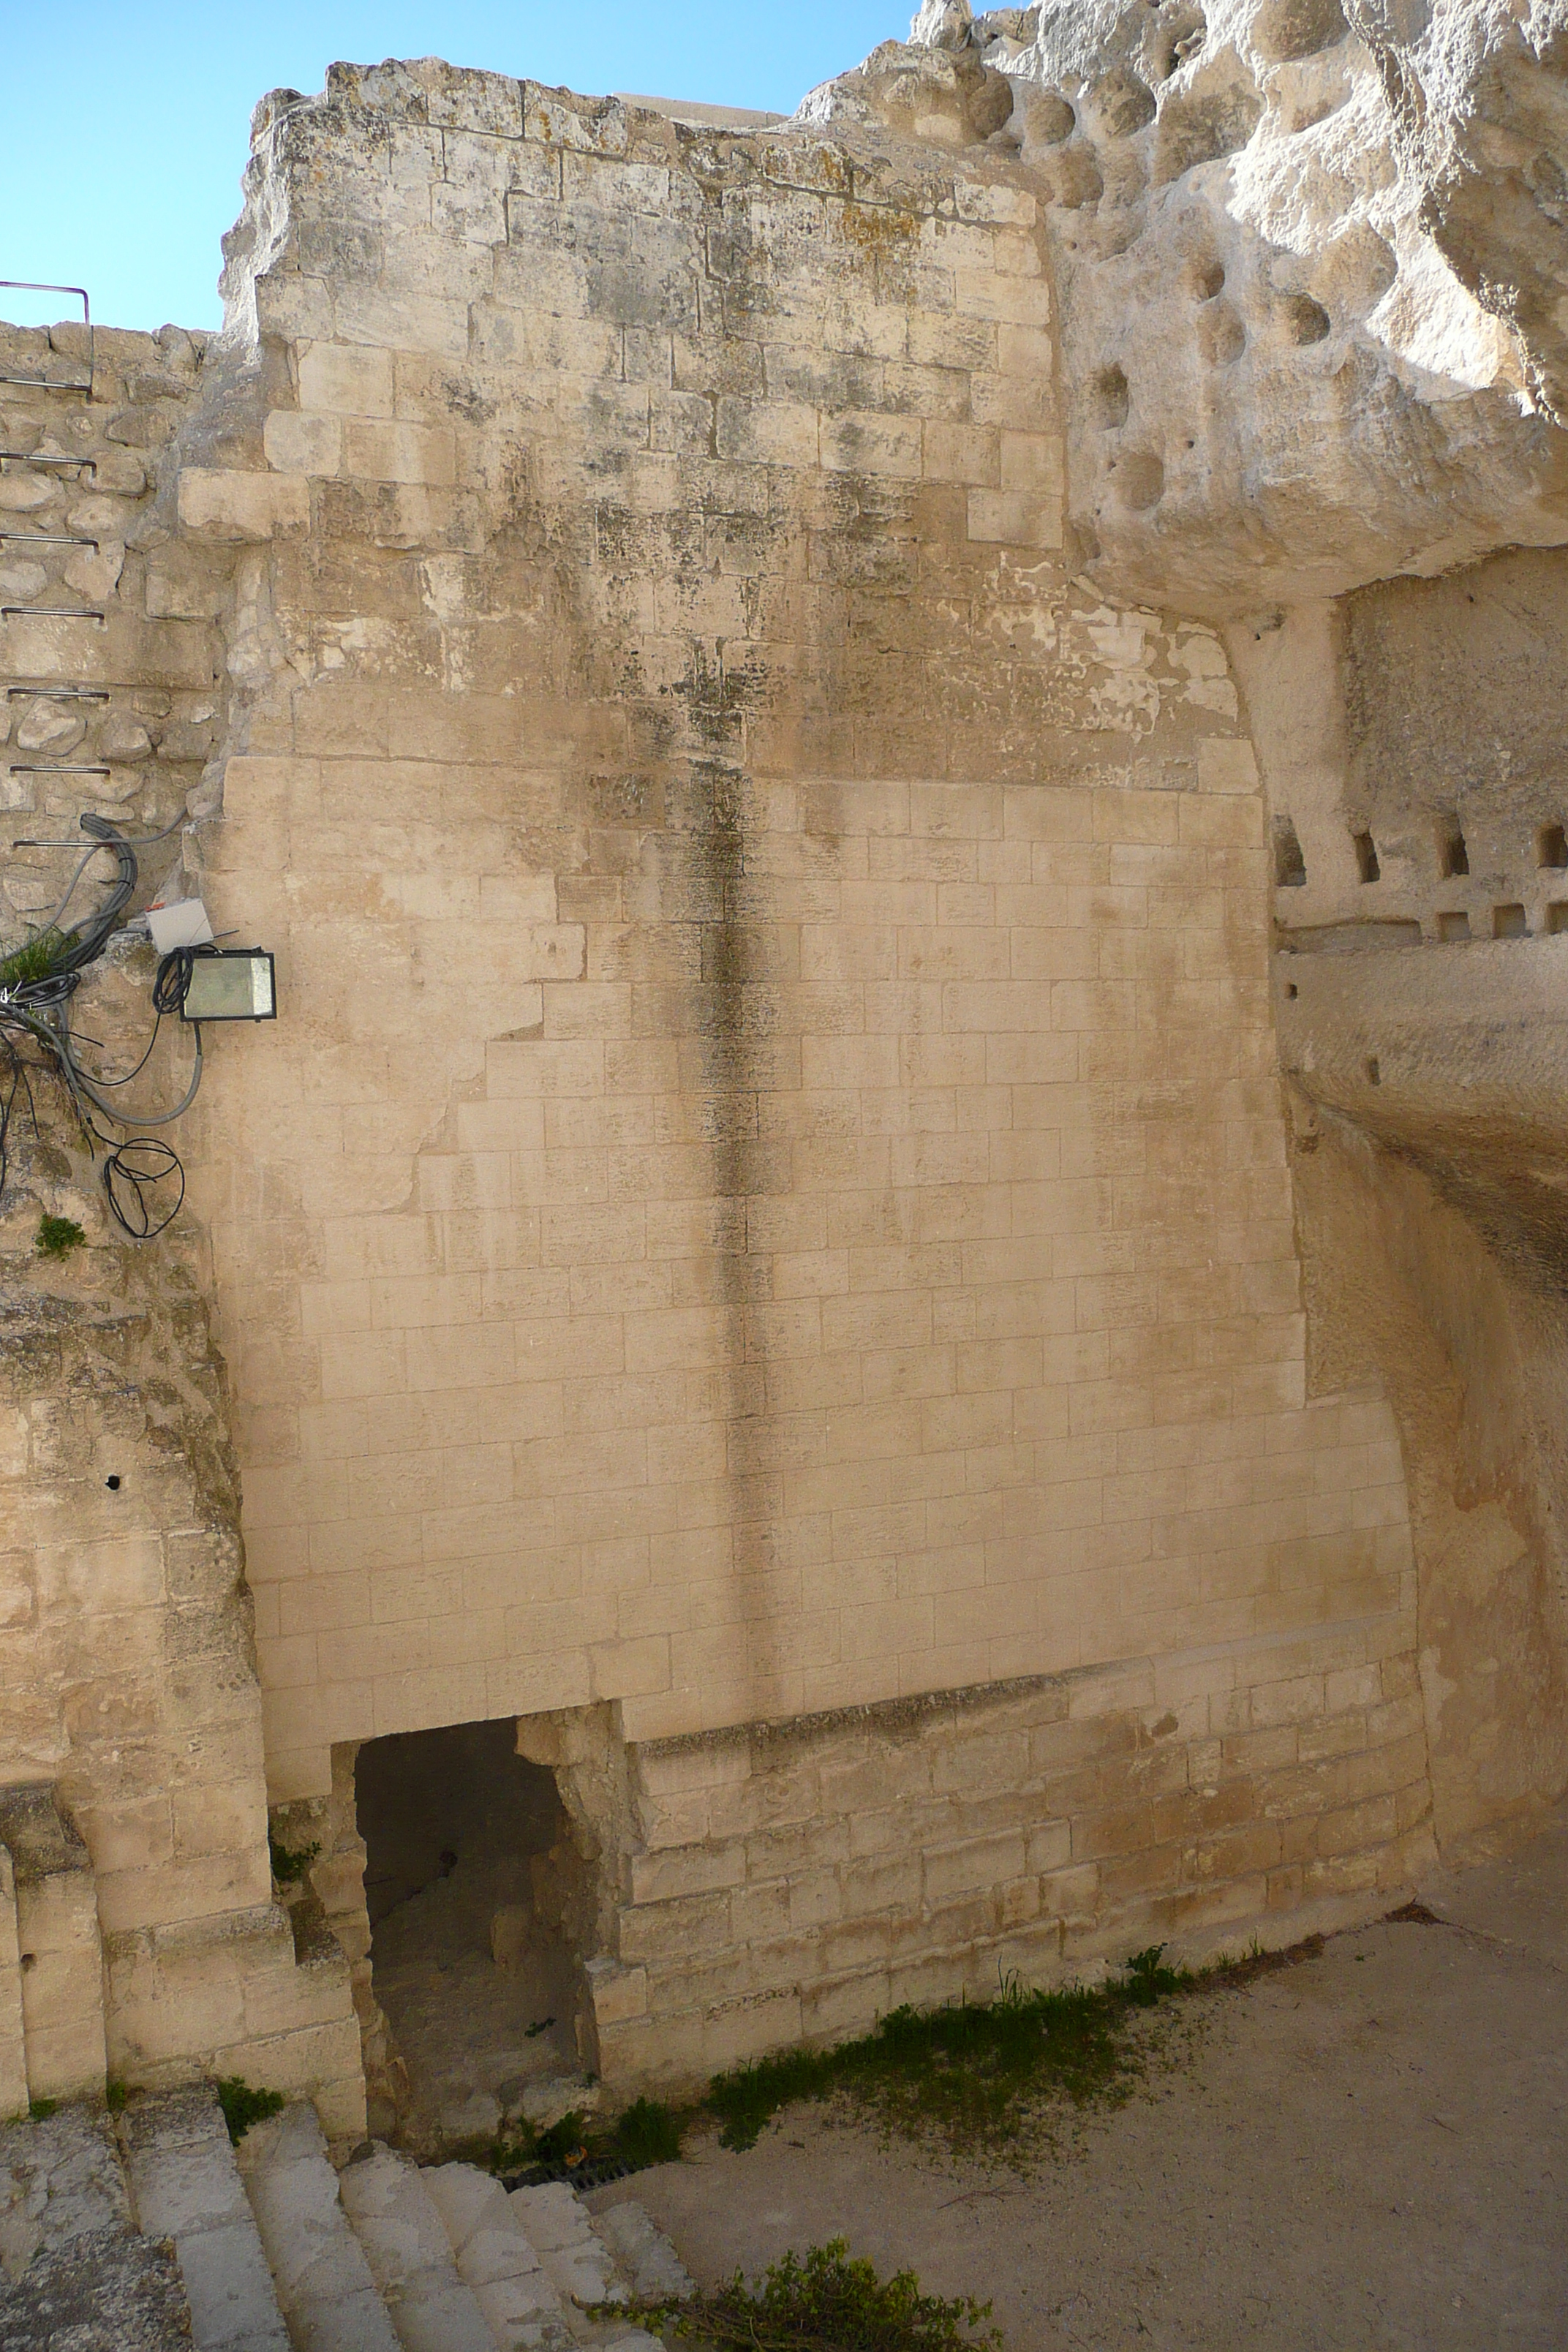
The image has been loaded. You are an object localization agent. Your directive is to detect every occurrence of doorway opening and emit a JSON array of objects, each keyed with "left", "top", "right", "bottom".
[{"left": 355, "top": 1718, "right": 584, "bottom": 2149}]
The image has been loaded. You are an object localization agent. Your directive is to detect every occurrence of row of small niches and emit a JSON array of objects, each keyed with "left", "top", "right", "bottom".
[
  {"left": 1274, "top": 821, "right": 1568, "bottom": 892},
  {"left": 1433, "top": 905, "right": 1568, "bottom": 940}
]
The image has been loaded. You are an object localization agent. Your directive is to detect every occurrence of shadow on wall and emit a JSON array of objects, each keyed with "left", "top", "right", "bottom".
[{"left": 1287, "top": 1096, "right": 1568, "bottom": 1854}]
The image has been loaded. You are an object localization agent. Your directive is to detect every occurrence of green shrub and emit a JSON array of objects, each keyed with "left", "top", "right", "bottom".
[
  {"left": 492, "top": 2092, "right": 687, "bottom": 2180},
  {"left": 639, "top": 2239, "right": 1001, "bottom": 2352},
  {"left": 216, "top": 2076, "right": 284, "bottom": 2144}
]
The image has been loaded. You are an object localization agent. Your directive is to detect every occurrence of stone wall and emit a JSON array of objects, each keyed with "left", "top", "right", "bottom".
[
  {"left": 139, "top": 54, "right": 1439, "bottom": 2082},
  {"left": 1241, "top": 555, "right": 1568, "bottom": 1852},
  {"left": 4, "top": 5, "right": 1567, "bottom": 2119},
  {"left": 0, "top": 319, "right": 361, "bottom": 2125},
  {"left": 593, "top": 1598, "right": 1429, "bottom": 2081}
]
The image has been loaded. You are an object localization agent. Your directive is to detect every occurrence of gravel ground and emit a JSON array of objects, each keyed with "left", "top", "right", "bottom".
[{"left": 595, "top": 1806, "right": 1568, "bottom": 2351}]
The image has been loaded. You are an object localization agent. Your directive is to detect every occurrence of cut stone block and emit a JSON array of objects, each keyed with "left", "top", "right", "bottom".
[
  {"left": 336, "top": 2143, "right": 495, "bottom": 2352},
  {"left": 121, "top": 2084, "right": 289, "bottom": 2351},
  {"left": 589, "top": 2201, "right": 694, "bottom": 2304},
  {"left": 508, "top": 2182, "right": 625, "bottom": 2312},
  {"left": 422, "top": 2160, "right": 573, "bottom": 2350},
  {"left": 237, "top": 2101, "right": 400, "bottom": 2352}
]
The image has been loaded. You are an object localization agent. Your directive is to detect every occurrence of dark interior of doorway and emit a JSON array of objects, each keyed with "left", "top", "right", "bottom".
[{"left": 355, "top": 1717, "right": 581, "bottom": 2149}]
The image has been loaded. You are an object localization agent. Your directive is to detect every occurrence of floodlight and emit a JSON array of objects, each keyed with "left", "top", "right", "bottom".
[{"left": 178, "top": 948, "right": 276, "bottom": 1023}]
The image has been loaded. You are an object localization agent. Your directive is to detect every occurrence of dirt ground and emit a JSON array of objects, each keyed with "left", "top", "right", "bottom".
[{"left": 594, "top": 1806, "right": 1568, "bottom": 2351}]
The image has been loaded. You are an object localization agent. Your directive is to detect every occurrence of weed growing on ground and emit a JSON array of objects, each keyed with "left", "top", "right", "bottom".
[
  {"left": 488, "top": 1934, "right": 1336, "bottom": 2183},
  {"left": 216, "top": 2076, "right": 285, "bottom": 2144},
  {"left": 631, "top": 2237, "right": 1001, "bottom": 2352},
  {"left": 709, "top": 1948, "right": 1199, "bottom": 2160},
  {"left": 1122, "top": 1945, "right": 1185, "bottom": 2005},
  {"left": 27, "top": 2099, "right": 58, "bottom": 2122},
  {"left": 492, "top": 2092, "right": 686, "bottom": 2182},
  {"left": 612, "top": 2094, "right": 686, "bottom": 2167}
]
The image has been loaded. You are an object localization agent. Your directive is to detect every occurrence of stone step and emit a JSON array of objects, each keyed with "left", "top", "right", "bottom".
[
  {"left": 420, "top": 2162, "right": 574, "bottom": 2352},
  {"left": 337, "top": 2145, "right": 496, "bottom": 2352},
  {"left": 238, "top": 2102, "right": 401, "bottom": 2352},
  {"left": 0, "top": 2102, "right": 190, "bottom": 2350},
  {"left": 507, "top": 2182, "right": 626, "bottom": 2321},
  {"left": 121, "top": 2086, "right": 290, "bottom": 2351},
  {"left": 0, "top": 2093, "right": 690, "bottom": 2352},
  {"left": 227, "top": 2100, "right": 681, "bottom": 2352},
  {"left": 587, "top": 2204, "right": 694, "bottom": 2307}
]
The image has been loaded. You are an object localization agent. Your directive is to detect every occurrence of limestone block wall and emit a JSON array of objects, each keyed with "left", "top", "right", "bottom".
[
  {"left": 141, "top": 54, "right": 1441, "bottom": 2069},
  {"left": 594, "top": 1596, "right": 1429, "bottom": 2081}
]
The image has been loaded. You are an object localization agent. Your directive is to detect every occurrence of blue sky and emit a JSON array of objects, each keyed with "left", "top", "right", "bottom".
[{"left": 3, "top": 2, "right": 900, "bottom": 336}]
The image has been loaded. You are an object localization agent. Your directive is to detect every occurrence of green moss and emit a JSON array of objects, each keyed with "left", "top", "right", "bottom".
[
  {"left": 215, "top": 2076, "right": 284, "bottom": 2144},
  {"left": 634, "top": 2239, "right": 1000, "bottom": 2352},
  {"left": 268, "top": 1834, "right": 321, "bottom": 1884},
  {"left": 36, "top": 1215, "right": 86, "bottom": 1260},
  {"left": 105, "top": 2078, "right": 129, "bottom": 2114},
  {"left": 27, "top": 2098, "right": 59, "bottom": 2122}
]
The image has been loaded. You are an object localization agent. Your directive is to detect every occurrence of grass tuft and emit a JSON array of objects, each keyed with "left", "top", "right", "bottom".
[
  {"left": 633, "top": 2237, "right": 1000, "bottom": 2352},
  {"left": 611, "top": 2093, "right": 685, "bottom": 2168},
  {"left": 36, "top": 1215, "right": 86, "bottom": 1260},
  {"left": 216, "top": 2076, "right": 285, "bottom": 2145},
  {"left": 0, "top": 930, "right": 69, "bottom": 992}
]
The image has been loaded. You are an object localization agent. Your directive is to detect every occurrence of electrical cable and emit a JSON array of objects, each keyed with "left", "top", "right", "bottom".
[
  {"left": 152, "top": 947, "right": 195, "bottom": 1016},
  {"left": 59, "top": 1014, "right": 203, "bottom": 1128},
  {"left": 101, "top": 1137, "right": 184, "bottom": 1240},
  {"left": 71, "top": 1007, "right": 165, "bottom": 1088},
  {"left": 0, "top": 810, "right": 200, "bottom": 1237}
]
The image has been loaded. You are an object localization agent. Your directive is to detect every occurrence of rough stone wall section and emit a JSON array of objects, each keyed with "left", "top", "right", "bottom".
[{"left": 0, "top": 318, "right": 362, "bottom": 2126}]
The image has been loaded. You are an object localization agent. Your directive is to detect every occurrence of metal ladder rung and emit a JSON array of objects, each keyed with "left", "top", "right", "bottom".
[
  {"left": 0, "top": 451, "right": 94, "bottom": 473},
  {"left": 7, "top": 763, "right": 112, "bottom": 776},
  {"left": 0, "top": 282, "right": 92, "bottom": 399},
  {"left": 0, "top": 532, "right": 99, "bottom": 549},
  {"left": 0, "top": 606, "right": 106, "bottom": 622},
  {"left": 6, "top": 684, "right": 109, "bottom": 701},
  {"left": 0, "top": 372, "right": 91, "bottom": 393}
]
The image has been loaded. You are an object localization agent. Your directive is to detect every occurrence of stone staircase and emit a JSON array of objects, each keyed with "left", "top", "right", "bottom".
[{"left": 0, "top": 2089, "right": 690, "bottom": 2352}]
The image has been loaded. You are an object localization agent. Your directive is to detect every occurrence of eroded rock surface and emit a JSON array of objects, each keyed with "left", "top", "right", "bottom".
[{"left": 808, "top": 0, "right": 1568, "bottom": 606}]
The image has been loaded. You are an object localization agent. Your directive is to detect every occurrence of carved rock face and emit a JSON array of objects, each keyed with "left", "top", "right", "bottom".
[
  {"left": 798, "top": 33, "right": 1017, "bottom": 148},
  {"left": 806, "top": 0, "right": 1568, "bottom": 611}
]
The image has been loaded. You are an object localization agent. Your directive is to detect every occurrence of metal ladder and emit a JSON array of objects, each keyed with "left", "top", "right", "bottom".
[{"left": 0, "top": 280, "right": 112, "bottom": 808}]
